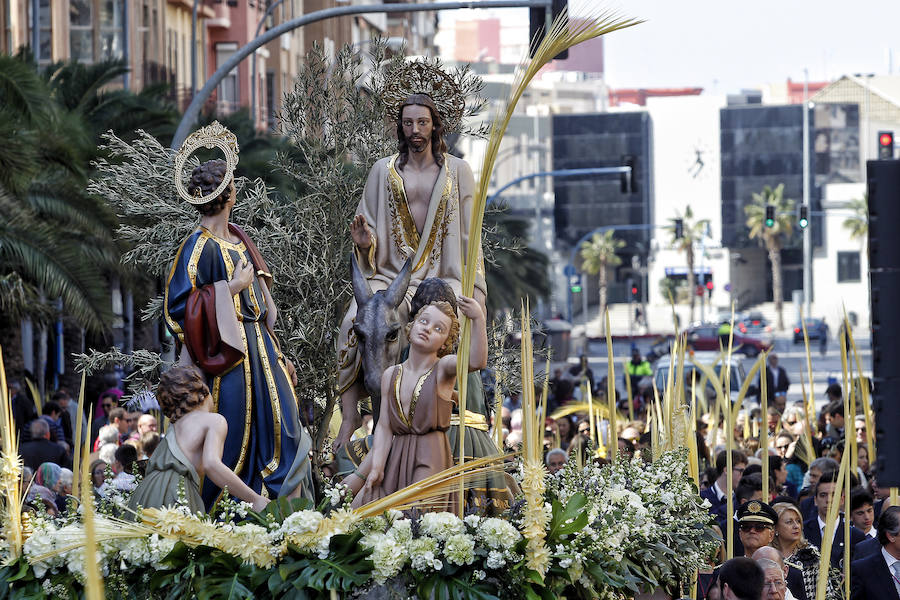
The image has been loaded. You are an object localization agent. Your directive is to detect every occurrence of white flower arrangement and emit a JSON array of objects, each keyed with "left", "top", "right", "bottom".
[{"left": 8, "top": 449, "right": 715, "bottom": 599}]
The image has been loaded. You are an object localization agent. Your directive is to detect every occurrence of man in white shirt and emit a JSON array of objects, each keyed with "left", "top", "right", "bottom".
[
  {"left": 850, "top": 505, "right": 900, "bottom": 600},
  {"left": 850, "top": 487, "right": 878, "bottom": 539}
]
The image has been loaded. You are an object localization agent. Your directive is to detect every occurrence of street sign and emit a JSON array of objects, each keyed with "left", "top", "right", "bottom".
[{"left": 563, "top": 264, "right": 576, "bottom": 276}]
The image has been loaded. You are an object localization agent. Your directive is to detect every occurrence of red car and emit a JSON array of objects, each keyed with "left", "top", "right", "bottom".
[{"left": 685, "top": 324, "right": 773, "bottom": 357}]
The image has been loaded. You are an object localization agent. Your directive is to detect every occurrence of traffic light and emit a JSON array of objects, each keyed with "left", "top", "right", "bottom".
[
  {"left": 878, "top": 131, "right": 894, "bottom": 160},
  {"left": 630, "top": 285, "right": 638, "bottom": 301},
  {"left": 674, "top": 218, "right": 684, "bottom": 240},
  {"left": 765, "top": 205, "right": 775, "bottom": 228},
  {"left": 529, "top": 0, "right": 568, "bottom": 60},
  {"left": 620, "top": 155, "right": 637, "bottom": 194},
  {"left": 569, "top": 274, "right": 582, "bottom": 293},
  {"left": 798, "top": 205, "right": 809, "bottom": 229}
]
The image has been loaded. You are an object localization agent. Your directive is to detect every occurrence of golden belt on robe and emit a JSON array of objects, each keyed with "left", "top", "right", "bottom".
[{"left": 450, "top": 410, "right": 489, "bottom": 431}]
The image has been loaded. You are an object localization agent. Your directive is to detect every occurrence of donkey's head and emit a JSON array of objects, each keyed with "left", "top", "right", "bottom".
[{"left": 352, "top": 256, "right": 413, "bottom": 402}]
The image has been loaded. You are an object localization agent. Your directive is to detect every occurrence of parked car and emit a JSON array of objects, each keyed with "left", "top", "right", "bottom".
[
  {"left": 793, "top": 318, "right": 828, "bottom": 343},
  {"left": 684, "top": 324, "right": 772, "bottom": 357},
  {"left": 653, "top": 352, "right": 755, "bottom": 409},
  {"left": 738, "top": 312, "right": 773, "bottom": 338}
]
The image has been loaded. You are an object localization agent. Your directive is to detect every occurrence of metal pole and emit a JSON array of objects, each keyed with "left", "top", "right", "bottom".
[
  {"left": 191, "top": 0, "right": 198, "bottom": 97},
  {"left": 251, "top": 0, "right": 288, "bottom": 129},
  {"left": 172, "top": 0, "right": 553, "bottom": 148},
  {"left": 582, "top": 282, "right": 588, "bottom": 344},
  {"left": 802, "top": 69, "right": 811, "bottom": 317}
]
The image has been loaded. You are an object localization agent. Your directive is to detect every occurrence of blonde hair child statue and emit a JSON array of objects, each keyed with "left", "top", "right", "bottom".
[{"left": 348, "top": 295, "right": 487, "bottom": 510}]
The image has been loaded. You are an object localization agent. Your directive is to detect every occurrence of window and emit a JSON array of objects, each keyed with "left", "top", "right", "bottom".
[
  {"left": 216, "top": 43, "right": 239, "bottom": 113},
  {"left": 99, "top": 0, "right": 124, "bottom": 60},
  {"left": 28, "top": 0, "right": 52, "bottom": 63},
  {"left": 70, "top": 0, "right": 93, "bottom": 61},
  {"left": 837, "top": 251, "right": 861, "bottom": 283}
]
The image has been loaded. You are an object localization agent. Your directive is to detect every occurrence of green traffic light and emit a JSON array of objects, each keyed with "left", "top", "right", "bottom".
[
  {"left": 799, "top": 218, "right": 809, "bottom": 229},
  {"left": 765, "top": 218, "right": 775, "bottom": 227}
]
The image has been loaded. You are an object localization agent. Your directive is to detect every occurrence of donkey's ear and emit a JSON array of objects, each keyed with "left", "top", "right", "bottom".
[
  {"left": 352, "top": 253, "right": 374, "bottom": 305},
  {"left": 384, "top": 258, "right": 412, "bottom": 308}
]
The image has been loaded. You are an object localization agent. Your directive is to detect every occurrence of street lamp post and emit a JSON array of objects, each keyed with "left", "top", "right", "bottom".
[
  {"left": 802, "top": 70, "right": 812, "bottom": 318},
  {"left": 172, "top": 0, "right": 556, "bottom": 148}
]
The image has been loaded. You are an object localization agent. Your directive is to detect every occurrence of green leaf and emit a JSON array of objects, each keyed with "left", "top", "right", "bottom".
[
  {"left": 255, "top": 496, "right": 314, "bottom": 526},
  {"left": 417, "top": 573, "right": 499, "bottom": 600},
  {"left": 547, "top": 492, "right": 589, "bottom": 541}
]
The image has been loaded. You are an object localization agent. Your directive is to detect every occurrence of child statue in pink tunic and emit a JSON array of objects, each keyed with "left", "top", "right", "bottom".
[{"left": 350, "top": 295, "right": 487, "bottom": 510}]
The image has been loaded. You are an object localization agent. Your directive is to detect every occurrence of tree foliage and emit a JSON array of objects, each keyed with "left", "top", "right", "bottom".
[
  {"left": 843, "top": 194, "right": 867, "bottom": 240},
  {"left": 745, "top": 183, "right": 795, "bottom": 330},
  {"left": 579, "top": 230, "right": 624, "bottom": 333},
  {"left": 665, "top": 205, "right": 709, "bottom": 322}
]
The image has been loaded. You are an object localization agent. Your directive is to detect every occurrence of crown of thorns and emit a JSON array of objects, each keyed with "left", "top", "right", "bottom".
[
  {"left": 174, "top": 121, "right": 240, "bottom": 205},
  {"left": 384, "top": 60, "right": 465, "bottom": 134}
]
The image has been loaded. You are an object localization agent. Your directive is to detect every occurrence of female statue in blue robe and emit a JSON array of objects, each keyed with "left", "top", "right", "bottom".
[{"left": 164, "top": 158, "right": 314, "bottom": 508}]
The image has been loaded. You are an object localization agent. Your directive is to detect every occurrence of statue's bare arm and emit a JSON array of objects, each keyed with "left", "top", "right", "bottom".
[
  {"left": 363, "top": 367, "right": 395, "bottom": 493},
  {"left": 199, "top": 413, "right": 270, "bottom": 512}
]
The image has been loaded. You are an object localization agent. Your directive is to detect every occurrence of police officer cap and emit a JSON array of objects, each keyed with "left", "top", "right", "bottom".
[{"left": 736, "top": 500, "right": 778, "bottom": 526}]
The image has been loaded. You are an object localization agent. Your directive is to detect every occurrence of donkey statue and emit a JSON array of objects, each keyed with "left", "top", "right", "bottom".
[{"left": 350, "top": 255, "right": 412, "bottom": 425}]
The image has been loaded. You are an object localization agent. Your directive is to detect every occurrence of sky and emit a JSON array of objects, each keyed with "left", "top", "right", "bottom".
[{"left": 436, "top": 0, "right": 900, "bottom": 93}]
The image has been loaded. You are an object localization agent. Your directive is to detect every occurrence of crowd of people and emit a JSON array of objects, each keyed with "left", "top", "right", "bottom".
[
  {"left": 10, "top": 379, "right": 161, "bottom": 517},
  {"left": 492, "top": 346, "right": 895, "bottom": 600},
  {"left": 7, "top": 337, "right": 897, "bottom": 600}
]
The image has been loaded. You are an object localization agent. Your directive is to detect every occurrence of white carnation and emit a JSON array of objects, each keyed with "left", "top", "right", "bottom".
[
  {"left": 477, "top": 517, "right": 521, "bottom": 549},
  {"left": 408, "top": 537, "right": 440, "bottom": 571},
  {"left": 419, "top": 512, "right": 464, "bottom": 541},
  {"left": 485, "top": 549, "right": 507, "bottom": 569},
  {"left": 364, "top": 533, "right": 407, "bottom": 583},
  {"left": 443, "top": 533, "right": 475, "bottom": 566},
  {"left": 281, "top": 510, "right": 324, "bottom": 536}
]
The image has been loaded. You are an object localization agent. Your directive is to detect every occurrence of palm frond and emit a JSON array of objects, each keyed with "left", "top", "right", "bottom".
[{"left": 354, "top": 454, "right": 515, "bottom": 518}]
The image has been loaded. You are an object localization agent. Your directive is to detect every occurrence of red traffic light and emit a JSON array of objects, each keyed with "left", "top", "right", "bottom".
[
  {"left": 631, "top": 286, "right": 638, "bottom": 295},
  {"left": 880, "top": 133, "right": 893, "bottom": 147},
  {"left": 705, "top": 281, "right": 714, "bottom": 290}
]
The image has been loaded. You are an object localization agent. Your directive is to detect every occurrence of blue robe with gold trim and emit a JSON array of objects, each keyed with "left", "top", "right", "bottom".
[{"left": 165, "top": 226, "right": 314, "bottom": 507}]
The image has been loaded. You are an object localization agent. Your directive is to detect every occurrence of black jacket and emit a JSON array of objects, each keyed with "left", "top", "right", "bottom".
[
  {"left": 19, "top": 438, "right": 70, "bottom": 471},
  {"left": 850, "top": 550, "right": 900, "bottom": 600},
  {"left": 803, "top": 515, "right": 867, "bottom": 569}
]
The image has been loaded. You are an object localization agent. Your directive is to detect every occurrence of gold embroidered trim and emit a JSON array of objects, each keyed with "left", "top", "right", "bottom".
[
  {"left": 255, "top": 322, "right": 282, "bottom": 479},
  {"left": 200, "top": 226, "right": 247, "bottom": 252},
  {"left": 213, "top": 320, "right": 252, "bottom": 507},
  {"left": 187, "top": 234, "right": 210, "bottom": 289},
  {"left": 387, "top": 154, "right": 452, "bottom": 273},
  {"left": 163, "top": 235, "right": 192, "bottom": 343},
  {"left": 395, "top": 364, "right": 434, "bottom": 428},
  {"left": 219, "top": 246, "right": 243, "bottom": 321},
  {"left": 211, "top": 376, "right": 221, "bottom": 412},
  {"left": 449, "top": 410, "right": 489, "bottom": 431}
]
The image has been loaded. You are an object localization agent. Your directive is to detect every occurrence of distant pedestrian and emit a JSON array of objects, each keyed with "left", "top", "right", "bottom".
[{"left": 816, "top": 320, "right": 828, "bottom": 356}]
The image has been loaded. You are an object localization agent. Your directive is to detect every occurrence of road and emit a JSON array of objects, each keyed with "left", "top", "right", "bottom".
[{"left": 560, "top": 332, "right": 872, "bottom": 414}]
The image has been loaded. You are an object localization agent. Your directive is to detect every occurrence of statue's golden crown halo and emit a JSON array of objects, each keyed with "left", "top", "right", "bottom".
[
  {"left": 384, "top": 60, "right": 465, "bottom": 134},
  {"left": 174, "top": 121, "right": 240, "bottom": 205}
]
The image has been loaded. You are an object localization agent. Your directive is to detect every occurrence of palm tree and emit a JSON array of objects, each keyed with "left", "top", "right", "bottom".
[
  {"left": 745, "top": 184, "right": 795, "bottom": 331},
  {"left": 843, "top": 195, "right": 867, "bottom": 240},
  {"left": 579, "top": 229, "right": 624, "bottom": 334},
  {"left": 665, "top": 205, "right": 709, "bottom": 323}
]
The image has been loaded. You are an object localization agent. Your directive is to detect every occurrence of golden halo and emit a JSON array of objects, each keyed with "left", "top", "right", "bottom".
[
  {"left": 383, "top": 60, "right": 465, "bottom": 134},
  {"left": 174, "top": 121, "right": 240, "bottom": 205}
]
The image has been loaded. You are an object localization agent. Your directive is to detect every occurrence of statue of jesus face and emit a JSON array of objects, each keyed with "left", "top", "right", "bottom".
[
  {"left": 409, "top": 305, "right": 452, "bottom": 355},
  {"left": 400, "top": 104, "right": 434, "bottom": 156}
]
